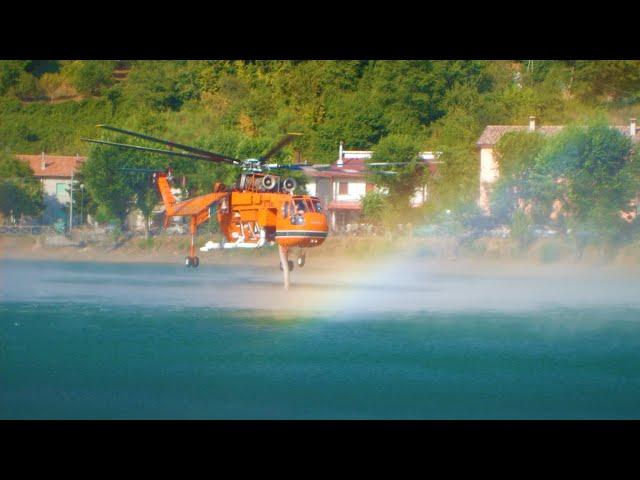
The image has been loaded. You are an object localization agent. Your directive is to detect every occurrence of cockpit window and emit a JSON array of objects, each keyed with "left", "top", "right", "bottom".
[
  {"left": 295, "top": 200, "right": 307, "bottom": 214},
  {"left": 312, "top": 200, "right": 322, "bottom": 213}
]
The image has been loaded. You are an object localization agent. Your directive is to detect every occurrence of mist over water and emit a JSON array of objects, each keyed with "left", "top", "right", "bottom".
[
  {"left": 1, "top": 256, "right": 640, "bottom": 419},
  {"left": 1, "top": 253, "right": 639, "bottom": 315}
]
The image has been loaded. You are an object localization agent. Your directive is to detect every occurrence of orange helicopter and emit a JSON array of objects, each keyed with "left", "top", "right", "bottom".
[{"left": 83, "top": 125, "right": 327, "bottom": 289}]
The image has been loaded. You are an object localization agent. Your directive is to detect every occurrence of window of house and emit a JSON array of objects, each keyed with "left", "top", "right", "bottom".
[
  {"left": 56, "top": 183, "right": 67, "bottom": 199},
  {"left": 338, "top": 182, "right": 349, "bottom": 195}
]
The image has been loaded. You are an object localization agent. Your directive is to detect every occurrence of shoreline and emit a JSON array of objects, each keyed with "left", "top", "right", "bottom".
[{"left": 2, "top": 233, "right": 640, "bottom": 276}]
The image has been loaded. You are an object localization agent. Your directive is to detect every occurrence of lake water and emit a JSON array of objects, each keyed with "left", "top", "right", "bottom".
[{"left": 1, "top": 257, "right": 639, "bottom": 419}]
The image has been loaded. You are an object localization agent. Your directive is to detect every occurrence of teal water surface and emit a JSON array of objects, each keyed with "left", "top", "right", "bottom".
[{"left": 1, "top": 259, "right": 639, "bottom": 419}]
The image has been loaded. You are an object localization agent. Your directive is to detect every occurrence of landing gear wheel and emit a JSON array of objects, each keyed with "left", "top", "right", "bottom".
[
  {"left": 297, "top": 255, "right": 306, "bottom": 267},
  {"left": 185, "top": 256, "right": 192, "bottom": 267},
  {"left": 193, "top": 256, "right": 200, "bottom": 268},
  {"left": 280, "top": 260, "right": 294, "bottom": 271}
]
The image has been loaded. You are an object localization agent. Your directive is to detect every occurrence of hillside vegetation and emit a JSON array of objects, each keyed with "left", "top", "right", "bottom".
[
  {"left": 2, "top": 60, "right": 640, "bottom": 177},
  {"left": 2, "top": 60, "right": 640, "bottom": 238}
]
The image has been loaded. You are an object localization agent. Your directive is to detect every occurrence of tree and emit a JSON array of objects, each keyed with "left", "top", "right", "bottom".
[
  {"left": 368, "top": 134, "right": 429, "bottom": 225},
  {"left": 535, "top": 120, "right": 640, "bottom": 245},
  {"left": 122, "top": 61, "right": 188, "bottom": 111},
  {"left": 571, "top": 61, "right": 640, "bottom": 104},
  {"left": 134, "top": 182, "right": 158, "bottom": 239},
  {"left": 61, "top": 61, "right": 116, "bottom": 96},
  {"left": 0, "top": 152, "right": 43, "bottom": 222},
  {"left": 309, "top": 89, "right": 388, "bottom": 162},
  {"left": 80, "top": 144, "right": 138, "bottom": 226},
  {"left": 13, "top": 71, "right": 43, "bottom": 100},
  {"left": 491, "top": 131, "right": 551, "bottom": 223},
  {"left": 38, "top": 73, "right": 66, "bottom": 100},
  {"left": 361, "top": 189, "right": 387, "bottom": 225},
  {"left": 429, "top": 108, "right": 482, "bottom": 212},
  {"left": 0, "top": 61, "right": 29, "bottom": 96},
  {"left": 495, "top": 130, "right": 547, "bottom": 180}
]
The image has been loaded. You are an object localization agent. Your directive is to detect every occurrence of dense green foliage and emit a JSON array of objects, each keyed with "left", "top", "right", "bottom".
[
  {"left": 1, "top": 60, "right": 640, "bottom": 237},
  {"left": 361, "top": 190, "right": 386, "bottom": 224},
  {"left": 79, "top": 144, "right": 165, "bottom": 224},
  {"left": 60, "top": 60, "right": 117, "bottom": 96},
  {"left": 0, "top": 151, "right": 43, "bottom": 222},
  {"left": 537, "top": 121, "right": 640, "bottom": 244},
  {"left": 493, "top": 120, "right": 640, "bottom": 247},
  {"left": 365, "top": 134, "right": 430, "bottom": 224},
  {"left": 491, "top": 131, "right": 550, "bottom": 223}
]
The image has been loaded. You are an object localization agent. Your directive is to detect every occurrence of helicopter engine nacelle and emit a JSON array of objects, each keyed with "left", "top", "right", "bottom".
[
  {"left": 282, "top": 177, "right": 297, "bottom": 193},
  {"left": 261, "top": 175, "right": 277, "bottom": 190}
]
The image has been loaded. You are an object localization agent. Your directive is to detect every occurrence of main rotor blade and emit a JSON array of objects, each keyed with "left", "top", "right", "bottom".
[
  {"left": 82, "top": 138, "right": 217, "bottom": 161},
  {"left": 259, "top": 133, "right": 303, "bottom": 162},
  {"left": 120, "top": 167, "right": 166, "bottom": 174},
  {"left": 304, "top": 160, "right": 438, "bottom": 171},
  {"left": 304, "top": 164, "right": 332, "bottom": 170},
  {"left": 264, "top": 163, "right": 306, "bottom": 171},
  {"left": 96, "top": 125, "right": 241, "bottom": 165}
]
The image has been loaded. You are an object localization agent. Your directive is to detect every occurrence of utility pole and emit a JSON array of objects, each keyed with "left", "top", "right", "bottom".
[
  {"left": 69, "top": 154, "right": 77, "bottom": 231},
  {"left": 69, "top": 170, "right": 73, "bottom": 231},
  {"left": 80, "top": 184, "right": 84, "bottom": 226}
]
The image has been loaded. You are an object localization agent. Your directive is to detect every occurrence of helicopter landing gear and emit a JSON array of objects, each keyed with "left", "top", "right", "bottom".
[
  {"left": 280, "top": 260, "right": 294, "bottom": 271},
  {"left": 185, "top": 256, "right": 200, "bottom": 268},
  {"left": 296, "top": 251, "right": 306, "bottom": 267},
  {"left": 185, "top": 218, "right": 199, "bottom": 268},
  {"left": 278, "top": 244, "right": 291, "bottom": 290}
]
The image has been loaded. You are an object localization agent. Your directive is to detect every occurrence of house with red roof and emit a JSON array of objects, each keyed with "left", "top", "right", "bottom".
[
  {"left": 304, "top": 143, "right": 437, "bottom": 231},
  {"left": 15, "top": 153, "right": 86, "bottom": 224},
  {"left": 476, "top": 116, "right": 640, "bottom": 214}
]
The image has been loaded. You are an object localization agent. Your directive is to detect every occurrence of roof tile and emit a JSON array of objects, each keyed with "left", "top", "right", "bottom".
[
  {"left": 15, "top": 154, "right": 86, "bottom": 178},
  {"left": 476, "top": 124, "right": 639, "bottom": 147}
]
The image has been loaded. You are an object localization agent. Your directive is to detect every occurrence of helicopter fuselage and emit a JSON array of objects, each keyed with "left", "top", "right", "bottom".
[
  {"left": 215, "top": 190, "right": 328, "bottom": 248},
  {"left": 157, "top": 171, "right": 328, "bottom": 250}
]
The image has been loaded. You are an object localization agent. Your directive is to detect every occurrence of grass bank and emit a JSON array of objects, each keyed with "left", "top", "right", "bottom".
[{"left": 2, "top": 233, "right": 640, "bottom": 270}]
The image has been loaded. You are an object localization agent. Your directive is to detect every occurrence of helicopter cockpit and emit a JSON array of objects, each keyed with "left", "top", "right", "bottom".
[{"left": 287, "top": 196, "right": 323, "bottom": 225}]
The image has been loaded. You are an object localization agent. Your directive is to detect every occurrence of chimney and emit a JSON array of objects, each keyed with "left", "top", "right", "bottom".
[
  {"left": 630, "top": 118, "right": 637, "bottom": 137},
  {"left": 41, "top": 151, "right": 45, "bottom": 170},
  {"left": 337, "top": 141, "right": 344, "bottom": 167},
  {"left": 529, "top": 116, "right": 536, "bottom": 132}
]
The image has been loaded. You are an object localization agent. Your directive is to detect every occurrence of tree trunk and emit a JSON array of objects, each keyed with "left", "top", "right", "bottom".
[{"left": 144, "top": 216, "right": 150, "bottom": 240}]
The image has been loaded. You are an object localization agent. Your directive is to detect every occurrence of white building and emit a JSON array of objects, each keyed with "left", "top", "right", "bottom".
[
  {"left": 16, "top": 153, "right": 86, "bottom": 224},
  {"left": 304, "top": 143, "right": 438, "bottom": 231},
  {"left": 476, "top": 116, "right": 639, "bottom": 214}
]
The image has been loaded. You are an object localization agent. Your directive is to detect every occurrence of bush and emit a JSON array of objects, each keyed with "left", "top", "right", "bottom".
[
  {"left": 510, "top": 208, "right": 533, "bottom": 249},
  {"left": 13, "top": 71, "right": 43, "bottom": 100},
  {"left": 0, "top": 153, "right": 43, "bottom": 221},
  {"left": 62, "top": 61, "right": 116, "bottom": 96},
  {"left": 361, "top": 190, "right": 386, "bottom": 224},
  {"left": 0, "top": 61, "right": 28, "bottom": 96},
  {"left": 137, "top": 237, "right": 155, "bottom": 249},
  {"left": 38, "top": 73, "right": 64, "bottom": 99}
]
